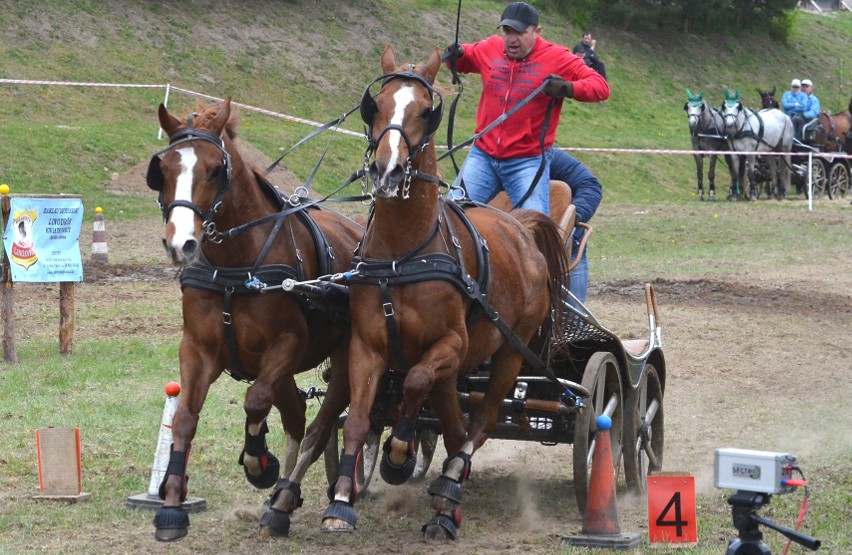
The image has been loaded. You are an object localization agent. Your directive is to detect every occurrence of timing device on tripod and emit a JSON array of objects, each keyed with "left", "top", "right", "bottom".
[{"left": 714, "top": 448, "right": 821, "bottom": 554}]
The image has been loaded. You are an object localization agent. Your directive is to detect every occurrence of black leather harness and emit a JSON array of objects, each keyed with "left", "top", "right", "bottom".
[{"left": 180, "top": 179, "right": 343, "bottom": 382}]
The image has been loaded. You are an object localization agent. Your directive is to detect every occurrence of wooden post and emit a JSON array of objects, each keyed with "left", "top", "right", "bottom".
[
  {"left": 59, "top": 282, "right": 74, "bottom": 355},
  {"left": 1, "top": 192, "right": 18, "bottom": 365}
]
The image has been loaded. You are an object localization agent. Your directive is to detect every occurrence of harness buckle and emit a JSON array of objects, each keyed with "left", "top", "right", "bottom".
[
  {"left": 382, "top": 302, "right": 394, "bottom": 317},
  {"left": 223, "top": 311, "right": 233, "bottom": 325}
]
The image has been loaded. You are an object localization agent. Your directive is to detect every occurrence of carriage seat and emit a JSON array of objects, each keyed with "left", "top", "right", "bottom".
[
  {"left": 489, "top": 181, "right": 577, "bottom": 248},
  {"left": 621, "top": 339, "right": 650, "bottom": 358}
]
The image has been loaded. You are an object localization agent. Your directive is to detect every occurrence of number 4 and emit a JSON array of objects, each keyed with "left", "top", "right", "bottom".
[{"left": 655, "top": 492, "right": 689, "bottom": 537}]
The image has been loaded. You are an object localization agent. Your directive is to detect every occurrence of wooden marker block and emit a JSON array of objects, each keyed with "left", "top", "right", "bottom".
[{"left": 34, "top": 427, "right": 91, "bottom": 502}]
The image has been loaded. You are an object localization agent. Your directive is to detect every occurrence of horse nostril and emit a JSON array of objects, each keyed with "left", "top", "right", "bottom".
[
  {"left": 182, "top": 239, "right": 198, "bottom": 258},
  {"left": 388, "top": 164, "right": 404, "bottom": 185},
  {"left": 368, "top": 161, "right": 383, "bottom": 185}
]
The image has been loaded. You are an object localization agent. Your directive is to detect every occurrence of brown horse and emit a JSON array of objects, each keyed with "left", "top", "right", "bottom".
[
  {"left": 147, "top": 99, "right": 363, "bottom": 541},
  {"left": 814, "top": 108, "right": 852, "bottom": 153},
  {"left": 321, "top": 45, "right": 569, "bottom": 542}
]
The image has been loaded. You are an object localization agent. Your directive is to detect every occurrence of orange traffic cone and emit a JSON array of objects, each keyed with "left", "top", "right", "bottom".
[{"left": 562, "top": 414, "right": 641, "bottom": 549}]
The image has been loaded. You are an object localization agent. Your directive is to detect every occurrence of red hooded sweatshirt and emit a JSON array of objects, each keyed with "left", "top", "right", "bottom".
[{"left": 453, "top": 35, "right": 609, "bottom": 158}]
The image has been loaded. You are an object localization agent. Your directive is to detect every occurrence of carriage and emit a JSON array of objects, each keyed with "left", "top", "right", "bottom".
[
  {"left": 788, "top": 113, "right": 851, "bottom": 200},
  {"left": 147, "top": 45, "right": 666, "bottom": 543}
]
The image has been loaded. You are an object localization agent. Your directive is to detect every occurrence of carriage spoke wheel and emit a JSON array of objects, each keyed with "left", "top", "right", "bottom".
[
  {"left": 810, "top": 159, "right": 827, "bottom": 199},
  {"left": 323, "top": 418, "right": 381, "bottom": 495},
  {"left": 623, "top": 364, "right": 665, "bottom": 495},
  {"left": 572, "top": 352, "right": 623, "bottom": 513},
  {"left": 410, "top": 429, "right": 439, "bottom": 482},
  {"left": 828, "top": 163, "right": 849, "bottom": 200}
]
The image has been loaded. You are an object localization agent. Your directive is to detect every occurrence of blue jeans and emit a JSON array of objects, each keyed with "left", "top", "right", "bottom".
[
  {"left": 568, "top": 245, "right": 589, "bottom": 304},
  {"left": 452, "top": 145, "right": 551, "bottom": 215}
]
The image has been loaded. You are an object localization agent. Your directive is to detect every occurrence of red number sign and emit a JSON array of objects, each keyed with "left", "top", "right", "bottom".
[{"left": 647, "top": 474, "right": 698, "bottom": 545}]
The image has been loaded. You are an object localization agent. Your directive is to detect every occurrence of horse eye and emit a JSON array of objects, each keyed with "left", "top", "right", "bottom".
[
  {"left": 210, "top": 166, "right": 222, "bottom": 180},
  {"left": 420, "top": 108, "right": 431, "bottom": 121}
]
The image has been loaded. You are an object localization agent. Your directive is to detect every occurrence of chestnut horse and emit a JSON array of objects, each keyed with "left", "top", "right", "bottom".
[
  {"left": 321, "top": 45, "right": 569, "bottom": 541},
  {"left": 147, "top": 99, "right": 363, "bottom": 541}
]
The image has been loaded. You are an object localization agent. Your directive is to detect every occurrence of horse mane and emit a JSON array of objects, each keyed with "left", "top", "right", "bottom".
[{"left": 183, "top": 100, "right": 240, "bottom": 141}]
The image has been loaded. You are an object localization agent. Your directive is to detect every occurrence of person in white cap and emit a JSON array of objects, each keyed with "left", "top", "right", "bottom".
[
  {"left": 782, "top": 79, "right": 808, "bottom": 139},
  {"left": 801, "top": 79, "right": 821, "bottom": 140}
]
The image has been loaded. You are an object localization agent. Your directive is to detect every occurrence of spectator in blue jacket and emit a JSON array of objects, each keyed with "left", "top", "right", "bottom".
[
  {"left": 548, "top": 147, "right": 602, "bottom": 303},
  {"left": 801, "top": 79, "right": 821, "bottom": 120},
  {"left": 782, "top": 79, "right": 808, "bottom": 139},
  {"left": 801, "top": 79, "right": 822, "bottom": 142}
]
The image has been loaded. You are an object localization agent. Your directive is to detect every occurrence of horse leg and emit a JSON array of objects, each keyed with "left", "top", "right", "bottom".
[
  {"left": 748, "top": 155, "right": 759, "bottom": 201},
  {"left": 321, "top": 342, "right": 386, "bottom": 532},
  {"left": 694, "top": 154, "right": 704, "bottom": 201},
  {"left": 154, "top": 349, "right": 218, "bottom": 542},
  {"left": 778, "top": 153, "right": 790, "bottom": 200},
  {"left": 239, "top": 375, "right": 297, "bottom": 490},
  {"left": 708, "top": 154, "right": 717, "bottom": 201},
  {"left": 380, "top": 333, "right": 465, "bottom": 485},
  {"left": 726, "top": 154, "right": 741, "bottom": 201},
  {"left": 260, "top": 349, "right": 351, "bottom": 538},
  {"left": 423, "top": 346, "right": 525, "bottom": 542}
]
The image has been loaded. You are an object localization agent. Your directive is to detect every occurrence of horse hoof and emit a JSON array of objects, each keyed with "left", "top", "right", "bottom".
[
  {"left": 428, "top": 476, "right": 462, "bottom": 512},
  {"left": 321, "top": 501, "right": 356, "bottom": 532},
  {"left": 153, "top": 506, "right": 190, "bottom": 542},
  {"left": 379, "top": 437, "right": 416, "bottom": 485},
  {"left": 240, "top": 450, "right": 280, "bottom": 490},
  {"left": 422, "top": 514, "right": 459, "bottom": 542},
  {"left": 749, "top": 195, "right": 757, "bottom": 202},
  {"left": 258, "top": 507, "right": 291, "bottom": 538},
  {"left": 727, "top": 195, "right": 739, "bottom": 202}
]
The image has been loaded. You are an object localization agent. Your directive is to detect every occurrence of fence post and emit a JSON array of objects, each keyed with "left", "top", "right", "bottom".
[{"left": 0, "top": 184, "right": 18, "bottom": 365}]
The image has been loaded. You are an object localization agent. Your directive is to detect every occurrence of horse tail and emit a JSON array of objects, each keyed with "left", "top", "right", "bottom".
[{"left": 514, "top": 209, "right": 570, "bottom": 337}]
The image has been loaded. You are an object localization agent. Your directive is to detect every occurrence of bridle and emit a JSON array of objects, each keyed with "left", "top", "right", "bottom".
[
  {"left": 360, "top": 69, "right": 445, "bottom": 198},
  {"left": 146, "top": 114, "right": 233, "bottom": 242}
]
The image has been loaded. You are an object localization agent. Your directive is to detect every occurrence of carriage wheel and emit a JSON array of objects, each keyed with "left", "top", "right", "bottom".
[
  {"left": 828, "top": 163, "right": 849, "bottom": 200},
  {"left": 572, "top": 352, "right": 623, "bottom": 513},
  {"left": 323, "top": 419, "right": 381, "bottom": 494},
  {"left": 623, "top": 364, "right": 665, "bottom": 496},
  {"left": 810, "top": 159, "right": 827, "bottom": 199},
  {"left": 410, "top": 429, "right": 439, "bottom": 482}
]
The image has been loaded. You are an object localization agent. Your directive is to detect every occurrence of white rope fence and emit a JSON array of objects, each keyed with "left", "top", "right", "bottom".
[{"left": 3, "top": 78, "right": 850, "bottom": 211}]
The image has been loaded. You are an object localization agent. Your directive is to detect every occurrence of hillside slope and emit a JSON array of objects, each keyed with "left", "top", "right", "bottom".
[{"left": 1, "top": 0, "right": 850, "bottom": 206}]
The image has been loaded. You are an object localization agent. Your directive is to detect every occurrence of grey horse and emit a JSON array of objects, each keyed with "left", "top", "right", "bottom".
[
  {"left": 684, "top": 90, "right": 739, "bottom": 201},
  {"left": 721, "top": 89, "right": 794, "bottom": 201}
]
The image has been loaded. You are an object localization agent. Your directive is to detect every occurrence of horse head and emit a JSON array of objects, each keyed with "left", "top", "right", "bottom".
[
  {"left": 684, "top": 89, "right": 706, "bottom": 131},
  {"left": 721, "top": 89, "right": 743, "bottom": 130},
  {"left": 361, "top": 44, "right": 443, "bottom": 199},
  {"left": 148, "top": 98, "right": 236, "bottom": 264},
  {"left": 757, "top": 87, "right": 779, "bottom": 110}
]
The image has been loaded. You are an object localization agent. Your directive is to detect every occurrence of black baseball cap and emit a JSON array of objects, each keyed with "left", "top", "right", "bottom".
[{"left": 498, "top": 2, "right": 539, "bottom": 32}]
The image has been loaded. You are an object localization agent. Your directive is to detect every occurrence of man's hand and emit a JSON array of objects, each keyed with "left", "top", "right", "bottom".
[
  {"left": 442, "top": 43, "right": 464, "bottom": 63},
  {"left": 544, "top": 75, "right": 573, "bottom": 99}
]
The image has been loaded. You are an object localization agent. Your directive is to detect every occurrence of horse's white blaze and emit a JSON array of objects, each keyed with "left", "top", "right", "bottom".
[
  {"left": 383, "top": 85, "right": 416, "bottom": 180},
  {"left": 168, "top": 147, "right": 198, "bottom": 250}
]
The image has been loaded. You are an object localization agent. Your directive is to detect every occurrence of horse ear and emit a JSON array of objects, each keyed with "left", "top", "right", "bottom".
[
  {"left": 770, "top": 86, "right": 776, "bottom": 96},
  {"left": 380, "top": 44, "right": 396, "bottom": 73},
  {"left": 420, "top": 47, "right": 441, "bottom": 85},
  {"left": 210, "top": 97, "right": 231, "bottom": 135},
  {"left": 158, "top": 103, "right": 181, "bottom": 136}
]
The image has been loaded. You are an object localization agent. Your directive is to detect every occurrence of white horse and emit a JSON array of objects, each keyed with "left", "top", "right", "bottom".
[
  {"left": 684, "top": 89, "right": 739, "bottom": 201},
  {"left": 720, "top": 89, "right": 794, "bottom": 201}
]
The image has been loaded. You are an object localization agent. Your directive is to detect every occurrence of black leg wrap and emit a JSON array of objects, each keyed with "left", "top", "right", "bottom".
[
  {"left": 422, "top": 513, "right": 459, "bottom": 541},
  {"left": 322, "top": 500, "right": 357, "bottom": 530},
  {"left": 153, "top": 506, "right": 190, "bottom": 542},
  {"left": 239, "top": 420, "right": 280, "bottom": 490},
  {"left": 327, "top": 453, "right": 357, "bottom": 502},
  {"left": 158, "top": 445, "right": 189, "bottom": 501},
  {"left": 441, "top": 452, "right": 473, "bottom": 483},
  {"left": 259, "top": 507, "right": 291, "bottom": 537},
  {"left": 267, "top": 479, "right": 304, "bottom": 512},
  {"left": 428, "top": 475, "right": 462, "bottom": 506},
  {"left": 379, "top": 434, "right": 416, "bottom": 485}
]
